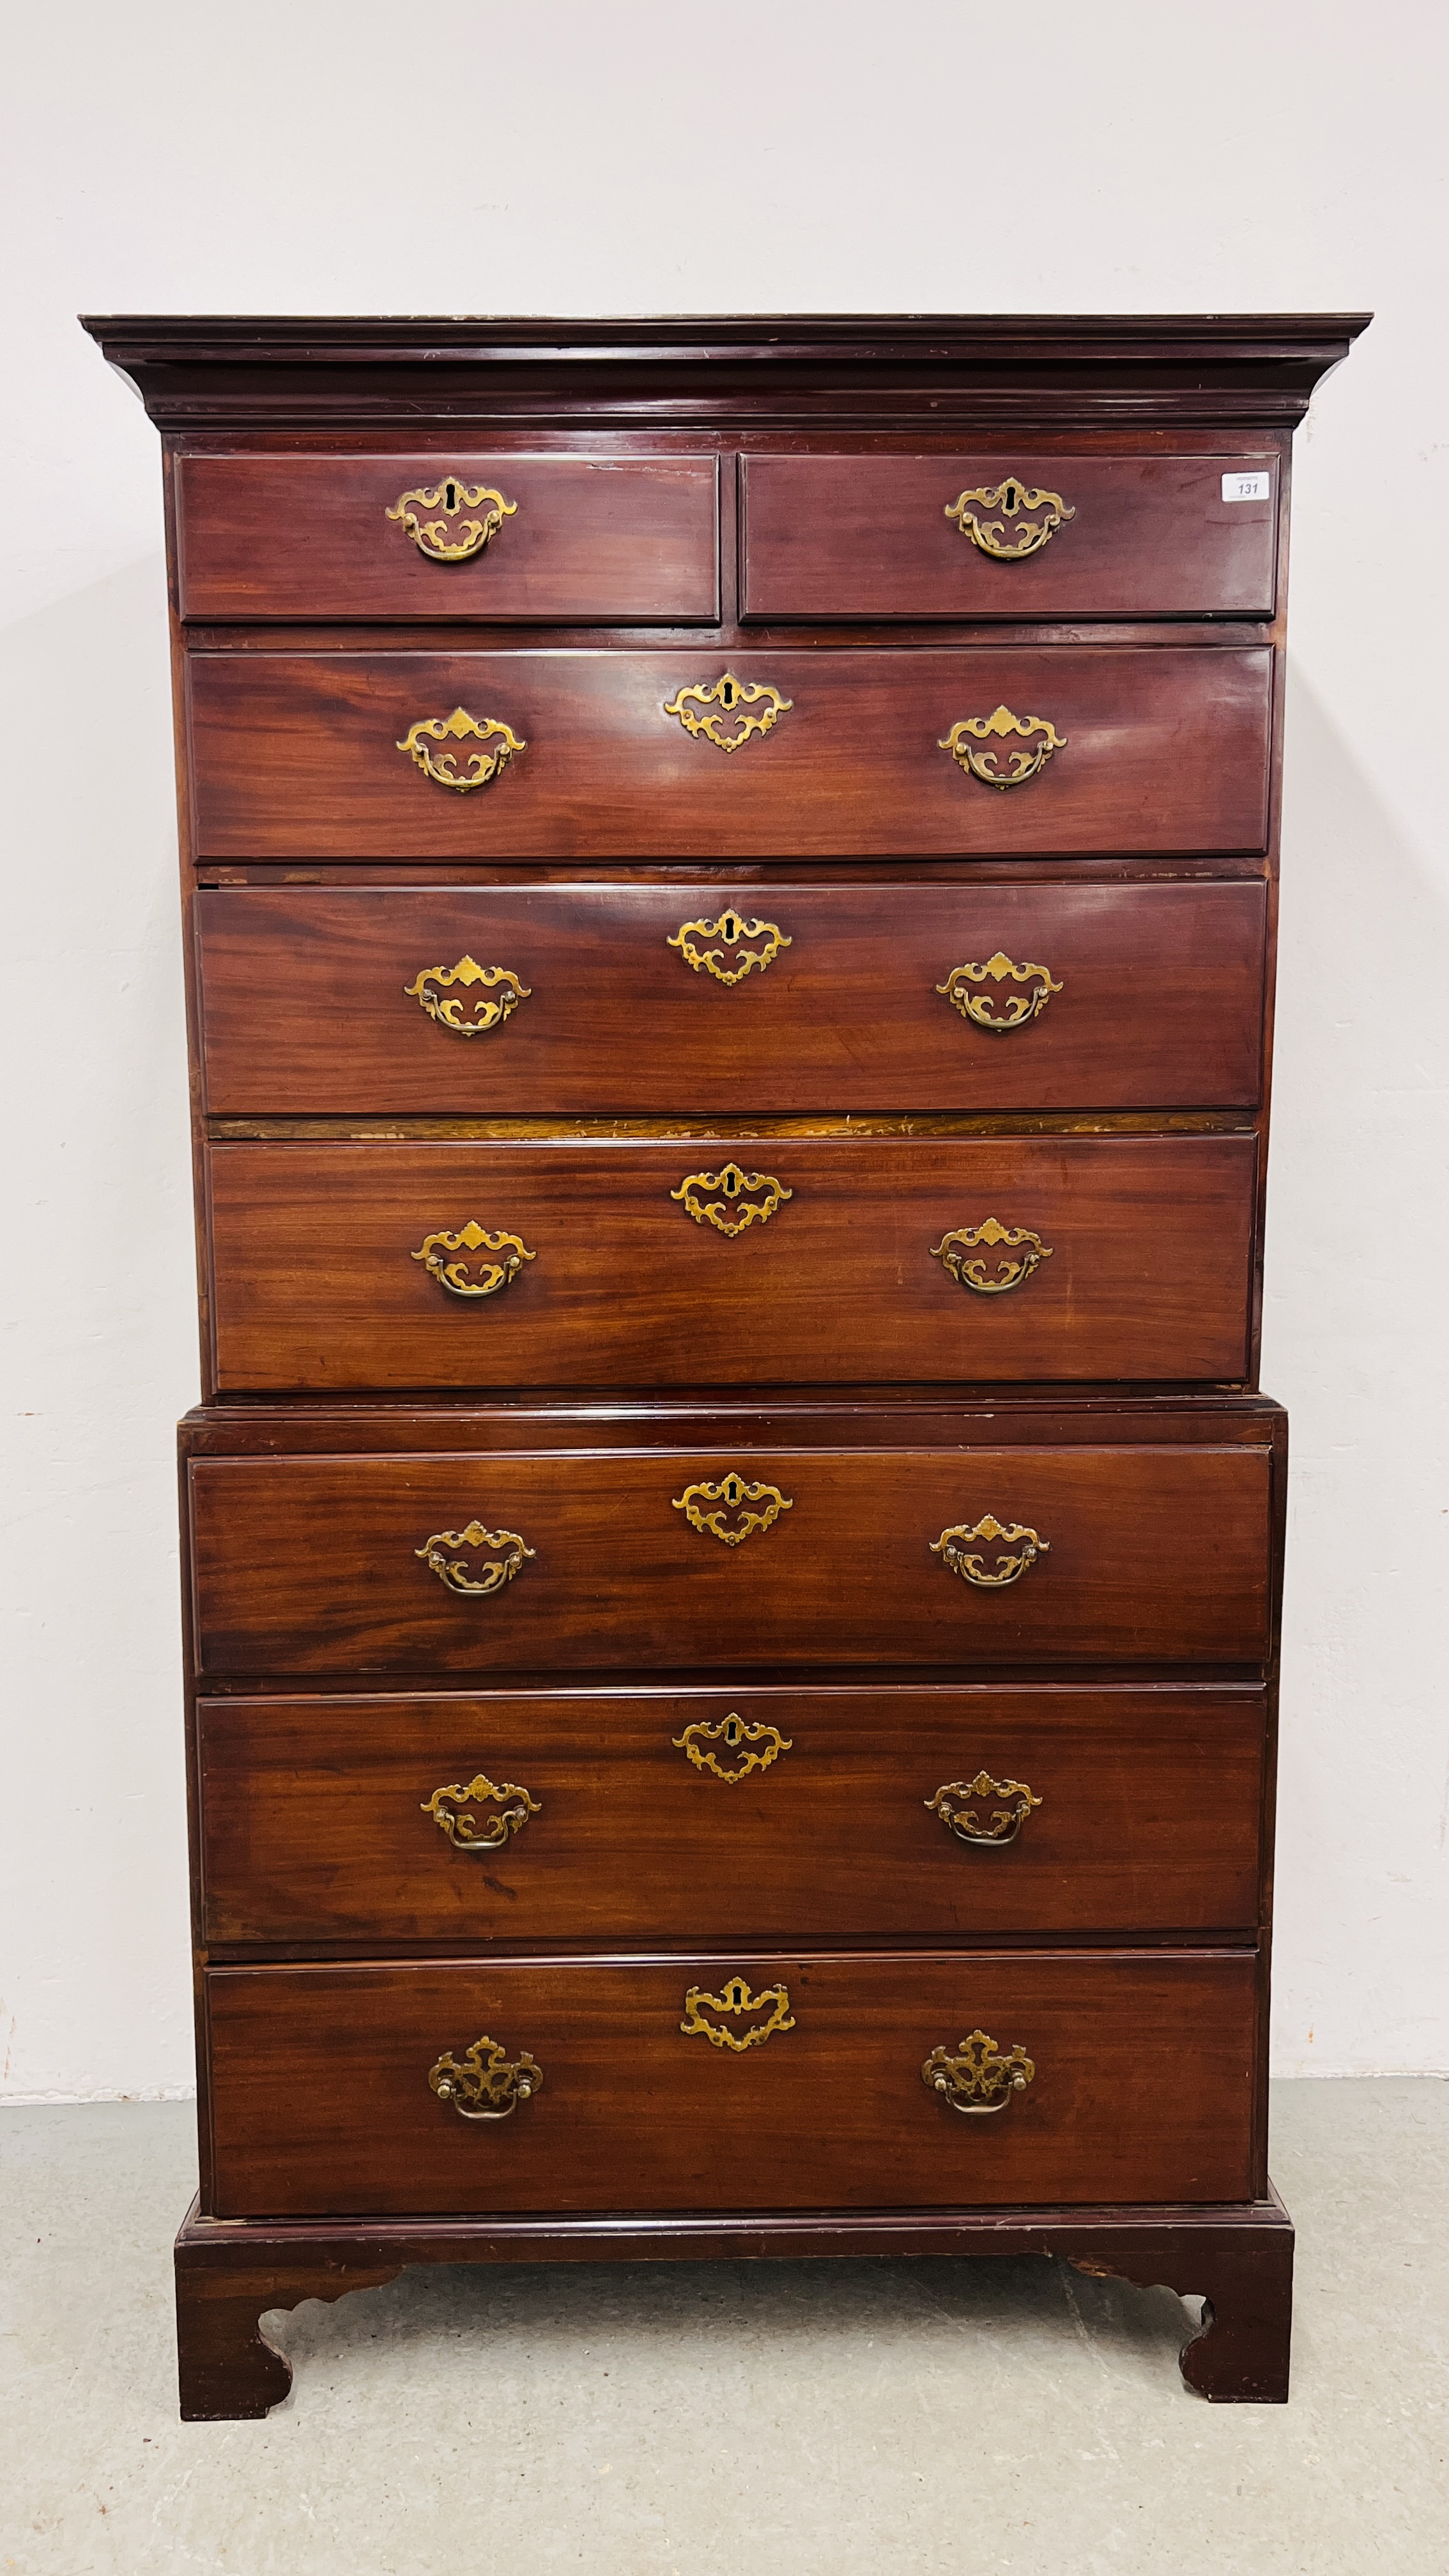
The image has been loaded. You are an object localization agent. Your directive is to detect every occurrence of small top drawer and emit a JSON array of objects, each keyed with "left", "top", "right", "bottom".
[
  {"left": 174, "top": 453, "right": 721, "bottom": 624},
  {"left": 740, "top": 454, "right": 1279, "bottom": 620}
]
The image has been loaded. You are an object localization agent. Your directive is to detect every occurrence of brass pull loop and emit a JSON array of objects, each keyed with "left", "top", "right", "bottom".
[
  {"left": 670, "top": 1164, "right": 793, "bottom": 1236},
  {"left": 931, "top": 1515, "right": 1048, "bottom": 1589},
  {"left": 936, "top": 952, "right": 1062, "bottom": 1032},
  {"left": 926, "top": 1772, "right": 1042, "bottom": 1847},
  {"left": 429, "top": 2034, "right": 542, "bottom": 2119},
  {"left": 387, "top": 479, "right": 518, "bottom": 563},
  {"left": 673, "top": 1714, "right": 793, "bottom": 1781},
  {"left": 404, "top": 958, "right": 531, "bottom": 1035},
  {"left": 940, "top": 705, "right": 1066, "bottom": 789},
  {"left": 422, "top": 1774, "right": 542, "bottom": 1851},
  {"left": 411, "top": 1220, "right": 537, "bottom": 1298},
  {"left": 923, "top": 2029, "right": 1036, "bottom": 2115},
  {"left": 415, "top": 1522, "right": 535, "bottom": 1595},
  {"left": 930, "top": 1218, "right": 1054, "bottom": 1296},
  {"left": 673, "top": 1473, "right": 793, "bottom": 1547},
  {"left": 944, "top": 480, "right": 1075, "bottom": 560},
  {"left": 667, "top": 910, "right": 792, "bottom": 985},
  {"left": 680, "top": 1975, "right": 795, "bottom": 2051},
  {"left": 397, "top": 706, "right": 526, "bottom": 792},
  {"left": 664, "top": 673, "right": 792, "bottom": 751}
]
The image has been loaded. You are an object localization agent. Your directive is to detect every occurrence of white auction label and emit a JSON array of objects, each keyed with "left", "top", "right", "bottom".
[{"left": 1222, "top": 470, "right": 1271, "bottom": 502}]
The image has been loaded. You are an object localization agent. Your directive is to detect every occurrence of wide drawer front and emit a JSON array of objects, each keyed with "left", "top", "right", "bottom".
[
  {"left": 207, "top": 1135, "right": 1257, "bottom": 1390},
  {"left": 740, "top": 452, "right": 1278, "bottom": 620},
  {"left": 197, "top": 1686, "right": 1267, "bottom": 1944},
  {"left": 175, "top": 453, "right": 721, "bottom": 624},
  {"left": 195, "top": 880, "right": 1268, "bottom": 1116},
  {"left": 187, "top": 1445, "right": 1273, "bottom": 1676},
  {"left": 205, "top": 1951, "right": 1259, "bottom": 2216},
  {"left": 186, "top": 648, "right": 1273, "bottom": 859}
]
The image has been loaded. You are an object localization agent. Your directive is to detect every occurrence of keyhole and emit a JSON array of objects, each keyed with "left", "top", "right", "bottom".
[
  {"left": 723, "top": 1719, "right": 742, "bottom": 1747},
  {"left": 719, "top": 677, "right": 737, "bottom": 708},
  {"left": 444, "top": 480, "right": 458, "bottom": 511}
]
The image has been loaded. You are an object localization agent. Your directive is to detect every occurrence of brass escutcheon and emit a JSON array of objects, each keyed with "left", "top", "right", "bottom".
[
  {"left": 386, "top": 478, "right": 518, "bottom": 563},
  {"left": 397, "top": 706, "right": 526, "bottom": 792},
  {"left": 939, "top": 704, "right": 1067, "bottom": 790},
  {"left": 411, "top": 1219, "right": 537, "bottom": 1299},
  {"left": 664, "top": 672, "right": 792, "bottom": 752},
  {"left": 930, "top": 1217, "right": 1054, "bottom": 1296},
  {"left": 422, "top": 1774, "right": 542, "bottom": 1851},
  {"left": 944, "top": 479, "right": 1075, "bottom": 560},
  {"left": 429, "top": 2034, "right": 542, "bottom": 2119},
  {"left": 673, "top": 1473, "right": 793, "bottom": 1548},
  {"left": 680, "top": 1975, "right": 795, "bottom": 2051},
  {"left": 666, "top": 910, "right": 793, "bottom": 985},
  {"left": 935, "top": 951, "right": 1064, "bottom": 1032},
  {"left": 926, "top": 1772, "right": 1043, "bottom": 1847},
  {"left": 670, "top": 1163, "right": 793, "bottom": 1236},
  {"left": 672, "top": 1713, "right": 794, "bottom": 1783},
  {"left": 922, "top": 2028, "right": 1036, "bottom": 2114},
  {"left": 415, "top": 1522, "right": 535, "bottom": 1596},
  {"left": 930, "top": 1515, "right": 1049, "bottom": 1590},
  {"left": 404, "top": 957, "right": 532, "bottom": 1036}
]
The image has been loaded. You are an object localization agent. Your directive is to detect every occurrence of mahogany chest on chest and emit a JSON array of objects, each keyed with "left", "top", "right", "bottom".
[{"left": 84, "top": 310, "right": 1367, "bottom": 2414}]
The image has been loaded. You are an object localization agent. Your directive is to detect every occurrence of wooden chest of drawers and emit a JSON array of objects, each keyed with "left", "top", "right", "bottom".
[{"left": 84, "top": 309, "right": 1367, "bottom": 2418}]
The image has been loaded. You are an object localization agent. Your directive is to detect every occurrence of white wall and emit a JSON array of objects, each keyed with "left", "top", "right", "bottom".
[{"left": 2, "top": 0, "right": 1445, "bottom": 2098}]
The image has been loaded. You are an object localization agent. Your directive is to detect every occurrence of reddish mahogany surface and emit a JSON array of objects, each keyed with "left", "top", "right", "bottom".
[
  {"left": 176, "top": 452, "right": 721, "bottom": 624},
  {"left": 204, "top": 1949, "right": 1259, "bottom": 2217},
  {"left": 186, "top": 1442, "right": 1274, "bottom": 1678},
  {"left": 206, "top": 1134, "right": 1257, "bottom": 1390},
  {"left": 185, "top": 647, "right": 1273, "bottom": 861},
  {"left": 740, "top": 453, "right": 1278, "bottom": 620},
  {"left": 196, "top": 1685, "right": 1267, "bottom": 1945},
  {"left": 195, "top": 879, "right": 1268, "bottom": 1117}
]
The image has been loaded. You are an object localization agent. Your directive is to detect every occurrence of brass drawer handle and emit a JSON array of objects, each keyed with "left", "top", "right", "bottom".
[
  {"left": 936, "top": 951, "right": 1062, "bottom": 1032},
  {"left": 670, "top": 1163, "right": 793, "bottom": 1235},
  {"left": 939, "top": 704, "right": 1066, "bottom": 789},
  {"left": 923, "top": 2028, "right": 1036, "bottom": 2115},
  {"left": 673, "top": 1473, "right": 793, "bottom": 1547},
  {"left": 415, "top": 1522, "right": 535, "bottom": 1595},
  {"left": 667, "top": 910, "right": 793, "bottom": 984},
  {"left": 944, "top": 479, "right": 1075, "bottom": 560},
  {"left": 429, "top": 2034, "right": 541, "bottom": 2119},
  {"left": 387, "top": 477, "right": 518, "bottom": 563},
  {"left": 930, "top": 1218, "right": 1054, "bottom": 1296},
  {"left": 404, "top": 957, "right": 531, "bottom": 1035},
  {"left": 680, "top": 1975, "right": 795, "bottom": 2051},
  {"left": 931, "top": 1515, "right": 1048, "bottom": 1589},
  {"left": 664, "top": 672, "right": 792, "bottom": 751},
  {"left": 411, "top": 1220, "right": 537, "bottom": 1298},
  {"left": 422, "top": 1774, "right": 542, "bottom": 1850},
  {"left": 673, "top": 1714, "right": 793, "bottom": 1781},
  {"left": 397, "top": 705, "right": 526, "bottom": 792},
  {"left": 926, "top": 1772, "right": 1042, "bottom": 1846}
]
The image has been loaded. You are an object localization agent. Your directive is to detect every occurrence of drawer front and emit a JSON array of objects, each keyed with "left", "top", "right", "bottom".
[
  {"left": 205, "top": 1951, "right": 1259, "bottom": 2216},
  {"left": 207, "top": 1135, "right": 1257, "bottom": 1390},
  {"left": 195, "top": 880, "right": 1268, "bottom": 1117},
  {"left": 741, "top": 453, "right": 1278, "bottom": 620},
  {"left": 186, "top": 647, "right": 1273, "bottom": 860},
  {"left": 197, "top": 1686, "right": 1267, "bottom": 1944},
  {"left": 175, "top": 453, "right": 721, "bottom": 624},
  {"left": 187, "top": 1445, "right": 1273, "bottom": 1677}
]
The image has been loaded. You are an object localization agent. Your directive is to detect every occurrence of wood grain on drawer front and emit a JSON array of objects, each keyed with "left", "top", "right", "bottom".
[
  {"left": 175, "top": 454, "right": 721, "bottom": 623},
  {"left": 206, "top": 1135, "right": 1257, "bottom": 1391},
  {"left": 740, "top": 453, "right": 1278, "bottom": 619},
  {"left": 204, "top": 1951, "right": 1259, "bottom": 2216},
  {"left": 195, "top": 880, "right": 1268, "bottom": 1117},
  {"left": 187, "top": 1445, "right": 1273, "bottom": 1678},
  {"left": 197, "top": 1685, "right": 1267, "bottom": 1945},
  {"left": 185, "top": 648, "right": 1273, "bottom": 860}
]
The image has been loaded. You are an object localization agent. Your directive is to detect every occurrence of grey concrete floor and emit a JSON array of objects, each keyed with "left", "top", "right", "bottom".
[{"left": 1, "top": 2083, "right": 1445, "bottom": 2575}]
